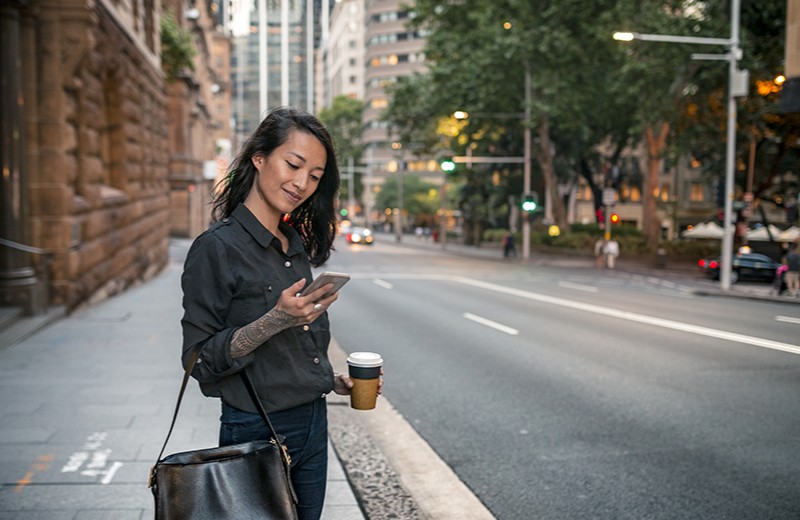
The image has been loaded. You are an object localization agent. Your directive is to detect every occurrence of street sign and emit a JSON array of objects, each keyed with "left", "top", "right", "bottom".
[{"left": 602, "top": 188, "right": 616, "bottom": 206}]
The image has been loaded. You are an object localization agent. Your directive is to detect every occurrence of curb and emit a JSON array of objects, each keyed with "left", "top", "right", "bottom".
[{"left": 327, "top": 339, "right": 496, "bottom": 520}]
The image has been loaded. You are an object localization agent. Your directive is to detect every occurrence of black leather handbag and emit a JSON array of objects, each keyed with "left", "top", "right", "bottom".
[{"left": 149, "top": 349, "right": 298, "bottom": 520}]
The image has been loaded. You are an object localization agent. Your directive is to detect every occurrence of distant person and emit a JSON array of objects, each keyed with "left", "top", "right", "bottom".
[
  {"left": 786, "top": 244, "right": 800, "bottom": 297},
  {"left": 594, "top": 238, "right": 606, "bottom": 268},
  {"left": 604, "top": 238, "right": 619, "bottom": 269},
  {"left": 774, "top": 263, "right": 788, "bottom": 296},
  {"left": 503, "top": 232, "right": 517, "bottom": 258}
]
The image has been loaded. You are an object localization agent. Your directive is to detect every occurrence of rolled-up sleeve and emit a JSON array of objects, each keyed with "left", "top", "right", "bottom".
[{"left": 181, "top": 232, "right": 255, "bottom": 384}]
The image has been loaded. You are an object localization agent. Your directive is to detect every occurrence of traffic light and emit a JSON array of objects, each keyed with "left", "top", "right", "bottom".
[
  {"left": 440, "top": 158, "right": 456, "bottom": 173},
  {"left": 609, "top": 213, "right": 620, "bottom": 224},
  {"left": 522, "top": 192, "right": 539, "bottom": 212}
]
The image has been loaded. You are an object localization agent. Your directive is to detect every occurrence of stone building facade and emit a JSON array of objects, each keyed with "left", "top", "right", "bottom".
[
  {"left": 1, "top": 0, "right": 170, "bottom": 312},
  {"left": 165, "top": 0, "right": 233, "bottom": 239}
]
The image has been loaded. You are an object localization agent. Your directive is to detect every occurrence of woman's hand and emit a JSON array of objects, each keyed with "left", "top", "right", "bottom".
[
  {"left": 332, "top": 369, "right": 384, "bottom": 396},
  {"left": 275, "top": 278, "right": 339, "bottom": 324}
]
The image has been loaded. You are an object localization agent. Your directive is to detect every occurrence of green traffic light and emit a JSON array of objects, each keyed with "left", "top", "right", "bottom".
[
  {"left": 440, "top": 159, "right": 456, "bottom": 172},
  {"left": 522, "top": 200, "right": 538, "bottom": 212}
]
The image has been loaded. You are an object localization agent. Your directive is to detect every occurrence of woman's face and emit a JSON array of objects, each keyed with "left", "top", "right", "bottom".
[{"left": 249, "top": 129, "right": 327, "bottom": 221}]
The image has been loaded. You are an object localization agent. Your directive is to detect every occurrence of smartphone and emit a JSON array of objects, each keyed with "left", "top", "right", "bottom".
[{"left": 300, "top": 271, "right": 350, "bottom": 299}]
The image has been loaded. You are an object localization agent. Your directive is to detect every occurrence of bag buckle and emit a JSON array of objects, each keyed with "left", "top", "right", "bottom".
[
  {"left": 270, "top": 438, "right": 292, "bottom": 466},
  {"left": 147, "top": 465, "right": 156, "bottom": 488}
]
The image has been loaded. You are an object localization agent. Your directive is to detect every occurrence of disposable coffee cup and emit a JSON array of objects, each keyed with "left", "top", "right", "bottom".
[{"left": 346, "top": 352, "right": 383, "bottom": 410}]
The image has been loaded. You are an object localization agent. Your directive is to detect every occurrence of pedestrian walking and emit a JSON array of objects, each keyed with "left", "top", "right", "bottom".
[
  {"left": 594, "top": 238, "right": 606, "bottom": 268},
  {"left": 503, "top": 232, "right": 517, "bottom": 258},
  {"left": 604, "top": 238, "right": 619, "bottom": 269},
  {"left": 785, "top": 243, "right": 800, "bottom": 296},
  {"left": 180, "top": 107, "right": 380, "bottom": 520}
]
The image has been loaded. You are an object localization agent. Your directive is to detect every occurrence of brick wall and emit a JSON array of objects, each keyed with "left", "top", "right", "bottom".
[{"left": 24, "top": 0, "right": 170, "bottom": 309}]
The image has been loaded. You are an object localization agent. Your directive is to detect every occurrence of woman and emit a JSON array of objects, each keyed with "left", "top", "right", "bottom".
[{"left": 181, "top": 107, "right": 352, "bottom": 520}]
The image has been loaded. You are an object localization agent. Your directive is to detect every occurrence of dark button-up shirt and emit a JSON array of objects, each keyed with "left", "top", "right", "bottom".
[{"left": 181, "top": 203, "right": 334, "bottom": 413}]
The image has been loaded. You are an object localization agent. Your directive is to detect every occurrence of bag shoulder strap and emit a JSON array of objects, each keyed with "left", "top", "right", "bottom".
[{"left": 149, "top": 349, "right": 291, "bottom": 488}]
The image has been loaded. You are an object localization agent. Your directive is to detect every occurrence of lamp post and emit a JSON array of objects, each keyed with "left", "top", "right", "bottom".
[
  {"left": 613, "top": 0, "right": 744, "bottom": 290},
  {"left": 391, "top": 141, "right": 403, "bottom": 242},
  {"left": 451, "top": 68, "right": 533, "bottom": 259},
  {"left": 342, "top": 157, "right": 371, "bottom": 223}
]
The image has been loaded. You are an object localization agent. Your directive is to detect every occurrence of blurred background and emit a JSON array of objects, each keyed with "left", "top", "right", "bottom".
[{"left": 0, "top": 0, "right": 797, "bottom": 315}]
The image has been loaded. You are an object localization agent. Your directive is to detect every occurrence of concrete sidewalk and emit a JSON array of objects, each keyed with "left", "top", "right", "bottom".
[{"left": 0, "top": 242, "right": 364, "bottom": 520}]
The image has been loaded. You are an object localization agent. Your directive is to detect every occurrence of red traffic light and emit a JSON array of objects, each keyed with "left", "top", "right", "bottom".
[{"left": 609, "top": 213, "right": 620, "bottom": 224}]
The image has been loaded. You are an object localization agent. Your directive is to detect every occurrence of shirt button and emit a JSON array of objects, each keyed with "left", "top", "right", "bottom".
[
  {"left": 284, "top": 261, "right": 291, "bottom": 268},
  {"left": 303, "top": 325, "right": 310, "bottom": 331},
  {"left": 313, "top": 357, "right": 320, "bottom": 364}
]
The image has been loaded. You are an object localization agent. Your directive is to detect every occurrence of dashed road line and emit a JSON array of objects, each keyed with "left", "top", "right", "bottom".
[{"left": 463, "top": 313, "right": 519, "bottom": 335}]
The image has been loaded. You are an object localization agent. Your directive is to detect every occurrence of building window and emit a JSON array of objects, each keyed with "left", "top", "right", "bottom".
[
  {"left": 576, "top": 184, "right": 592, "bottom": 201},
  {"left": 689, "top": 182, "right": 704, "bottom": 202},
  {"left": 371, "top": 98, "right": 388, "bottom": 109},
  {"left": 660, "top": 183, "right": 670, "bottom": 202}
]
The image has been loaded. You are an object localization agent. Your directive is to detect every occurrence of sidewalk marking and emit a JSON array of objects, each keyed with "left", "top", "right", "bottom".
[
  {"left": 558, "top": 281, "right": 598, "bottom": 293},
  {"left": 13, "top": 454, "right": 55, "bottom": 492},
  {"left": 776, "top": 316, "right": 800, "bottom": 325},
  {"left": 61, "top": 432, "right": 123, "bottom": 485},
  {"left": 454, "top": 276, "right": 800, "bottom": 356},
  {"left": 372, "top": 278, "right": 394, "bottom": 290},
  {"left": 463, "top": 313, "right": 519, "bottom": 335}
]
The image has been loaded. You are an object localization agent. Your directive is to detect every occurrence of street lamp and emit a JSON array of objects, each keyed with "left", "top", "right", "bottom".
[
  {"left": 613, "top": 0, "right": 745, "bottom": 291},
  {"left": 449, "top": 70, "right": 533, "bottom": 260},
  {"left": 391, "top": 141, "right": 403, "bottom": 242}
]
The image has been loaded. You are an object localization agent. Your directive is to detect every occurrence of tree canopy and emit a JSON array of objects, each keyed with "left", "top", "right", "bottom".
[{"left": 381, "top": 0, "right": 794, "bottom": 248}]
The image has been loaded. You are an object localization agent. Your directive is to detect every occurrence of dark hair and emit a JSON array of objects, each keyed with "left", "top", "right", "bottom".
[{"left": 212, "top": 106, "right": 340, "bottom": 266}]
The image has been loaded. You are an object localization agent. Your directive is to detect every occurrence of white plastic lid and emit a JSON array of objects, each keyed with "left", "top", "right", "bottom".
[{"left": 346, "top": 352, "right": 383, "bottom": 367}]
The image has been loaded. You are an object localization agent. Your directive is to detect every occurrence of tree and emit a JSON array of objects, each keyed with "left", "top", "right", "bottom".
[
  {"left": 160, "top": 12, "right": 195, "bottom": 81},
  {"left": 675, "top": 0, "right": 796, "bottom": 212},
  {"left": 613, "top": 0, "right": 793, "bottom": 247},
  {"left": 318, "top": 96, "right": 365, "bottom": 202},
  {"left": 609, "top": 0, "right": 732, "bottom": 247},
  {"left": 374, "top": 175, "right": 442, "bottom": 226},
  {"left": 391, "top": 0, "right": 643, "bottom": 233},
  {"left": 385, "top": 0, "right": 793, "bottom": 249}
]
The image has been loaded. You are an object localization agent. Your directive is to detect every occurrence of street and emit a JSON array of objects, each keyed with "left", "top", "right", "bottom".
[{"left": 326, "top": 235, "right": 800, "bottom": 519}]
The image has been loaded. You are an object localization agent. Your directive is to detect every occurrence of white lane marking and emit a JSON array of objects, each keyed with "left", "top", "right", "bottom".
[
  {"left": 373, "top": 278, "right": 394, "bottom": 290},
  {"left": 463, "top": 313, "right": 519, "bottom": 335},
  {"left": 776, "top": 316, "right": 800, "bottom": 325},
  {"left": 453, "top": 276, "right": 800, "bottom": 356},
  {"left": 558, "top": 281, "right": 599, "bottom": 293},
  {"left": 99, "top": 461, "right": 123, "bottom": 485}
]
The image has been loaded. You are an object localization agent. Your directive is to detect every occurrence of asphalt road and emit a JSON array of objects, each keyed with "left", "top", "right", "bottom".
[{"left": 324, "top": 236, "right": 800, "bottom": 520}]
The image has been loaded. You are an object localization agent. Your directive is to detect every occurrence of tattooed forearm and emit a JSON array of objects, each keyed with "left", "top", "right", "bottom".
[{"left": 230, "top": 308, "right": 301, "bottom": 359}]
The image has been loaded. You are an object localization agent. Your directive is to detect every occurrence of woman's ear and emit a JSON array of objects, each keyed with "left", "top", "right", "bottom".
[{"left": 251, "top": 154, "right": 263, "bottom": 168}]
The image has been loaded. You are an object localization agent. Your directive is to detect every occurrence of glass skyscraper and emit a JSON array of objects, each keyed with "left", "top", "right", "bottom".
[{"left": 231, "top": 0, "right": 325, "bottom": 143}]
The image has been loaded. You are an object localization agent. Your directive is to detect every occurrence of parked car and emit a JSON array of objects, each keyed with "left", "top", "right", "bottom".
[
  {"left": 345, "top": 227, "right": 374, "bottom": 245},
  {"left": 698, "top": 252, "right": 781, "bottom": 283}
]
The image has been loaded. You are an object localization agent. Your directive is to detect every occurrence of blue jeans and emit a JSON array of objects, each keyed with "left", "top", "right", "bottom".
[{"left": 219, "top": 397, "right": 329, "bottom": 520}]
